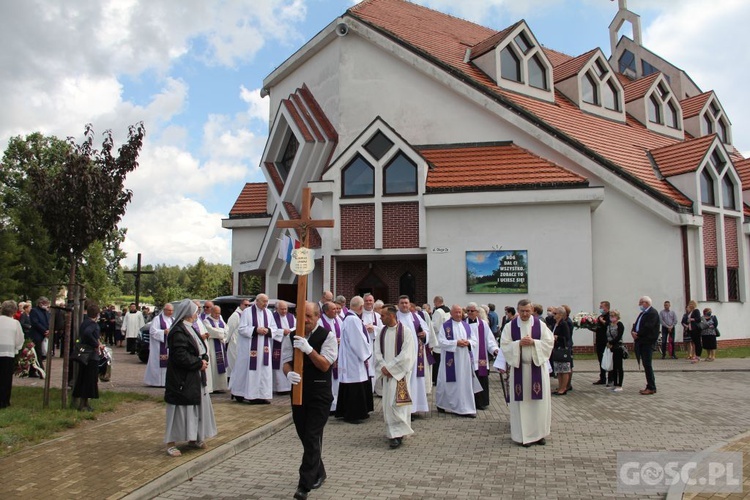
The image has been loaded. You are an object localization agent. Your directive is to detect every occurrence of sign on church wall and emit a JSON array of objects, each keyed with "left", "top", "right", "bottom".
[{"left": 466, "top": 250, "right": 528, "bottom": 294}]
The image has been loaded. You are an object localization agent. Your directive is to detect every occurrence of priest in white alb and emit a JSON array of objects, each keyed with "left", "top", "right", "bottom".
[
  {"left": 361, "top": 293, "right": 381, "bottom": 393},
  {"left": 334, "top": 296, "right": 373, "bottom": 423},
  {"left": 466, "top": 302, "right": 502, "bottom": 410},
  {"left": 229, "top": 294, "right": 281, "bottom": 404},
  {"left": 121, "top": 303, "right": 145, "bottom": 355},
  {"left": 396, "top": 295, "right": 430, "bottom": 415},
  {"left": 203, "top": 305, "right": 229, "bottom": 393},
  {"left": 436, "top": 304, "right": 481, "bottom": 417},
  {"left": 271, "top": 300, "right": 295, "bottom": 394},
  {"left": 225, "top": 298, "right": 251, "bottom": 379},
  {"left": 500, "top": 299, "right": 554, "bottom": 447},
  {"left": 374, "top": 304, "right": 415, "bottom": 449},
  {"left": 144, "top": 302, "right": 173, "bottom": 387},
  {"left": 318, "top": 301, "right": 342, "bottom": 412}
]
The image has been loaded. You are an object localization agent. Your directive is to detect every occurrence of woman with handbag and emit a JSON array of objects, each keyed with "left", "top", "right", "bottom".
[
  {"left": 164, "top": 299, "right": 217, "bottom": 457},
  {"left": 72, "top": 303, "right": 104, "bottom": 412},
  {"left": 551, "top": 307, "right": 572, "bottom": 396},
  {"left": 687, "top": 300, "right": 702, "bottom": 363},
  {"left": 700, "top": 308, "right": 718, "bottom": 362},
  {"left": 606, "top": 310, "right": 625, "bottom": 392}
]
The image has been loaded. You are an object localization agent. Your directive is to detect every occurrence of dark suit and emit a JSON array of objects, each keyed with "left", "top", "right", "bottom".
[
  {"left": 594, "top": 313, "right": 611, "bottom": 383},
  {"left": 634, "top": 306, "right": 660, "bottom": 391},
  {"left": 29, "top": 306, "right": 49, "bottom": 374}
]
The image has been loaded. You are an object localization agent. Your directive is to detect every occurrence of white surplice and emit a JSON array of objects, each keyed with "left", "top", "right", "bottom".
[
  {"left": 272, "top": 313, "right": 295, "bottom": 392},
  {"left": 374, "top": 323, "right": 416, "bottom": 439},
  {"left": 144, "top": 313, "right": 172, "bottom": 387},
  {"left": 319, "top": 314, "right": 342, "bottom": 411},
  {"left": 338, "top": 313, "right": 371, "bottom": 384},
  {"left": 397, "top": 311, "right": 429, "bottom": 413},
  {"left": 122, "top": 311, "right": 144, "bottom": 339},
  {"left": 469, "top": 318, "right": 502, "bottom": 371},
  {"left": 229, "top": 305, "right": 281, "bottom": 400},
  {"left": 203, "top": 316, "right": 229, "bottom": 392},
  {"left": 361, "top": 309, "right": 381, "bottom": 391},
  {"left": 192, "top": 318, "right": 214, "bottom": 393},
  {"left": 436, "top": 319, "right": 482, "bottom": 416},
  {"left": 225, "top": 308, "right": 241, "bottom": 378},
  {"left": 500, "top": 316, "right": 554, "bottom": 445}
]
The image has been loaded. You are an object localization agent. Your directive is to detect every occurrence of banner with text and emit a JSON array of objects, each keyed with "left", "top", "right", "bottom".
[{"left": 466, "top": 250, "right": 528, "bottom": 294}]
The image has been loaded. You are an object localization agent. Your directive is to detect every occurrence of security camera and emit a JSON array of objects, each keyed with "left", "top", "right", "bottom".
[{"left": 336, "top": 23, "right": 349, "bottom": 37}]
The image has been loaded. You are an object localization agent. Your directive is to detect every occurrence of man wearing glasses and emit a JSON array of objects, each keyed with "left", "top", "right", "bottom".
[
  {"left": 226, "top": 299, "right": 251, "bottom": 380},
  {"left": 199, "top": 300, "right": 214, "bottom": 322}
]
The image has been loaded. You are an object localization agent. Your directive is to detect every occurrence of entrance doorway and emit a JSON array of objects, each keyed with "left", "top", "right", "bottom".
[{"left": 356, "top": 270, "right": 389, "bottom": 303}]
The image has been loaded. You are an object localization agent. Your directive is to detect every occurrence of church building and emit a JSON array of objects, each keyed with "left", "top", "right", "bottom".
[{"left": 223, "top": 0, "right": 750, "bottom": 346}]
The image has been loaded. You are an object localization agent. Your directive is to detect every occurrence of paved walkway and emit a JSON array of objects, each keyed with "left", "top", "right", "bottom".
[{"left": 4, "top": 350, "right": 749, "bottom": 499}]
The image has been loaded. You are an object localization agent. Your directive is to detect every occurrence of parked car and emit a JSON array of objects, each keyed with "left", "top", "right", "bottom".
[{"left": 211, "top": 295, "right": 295, "bottom": 321}]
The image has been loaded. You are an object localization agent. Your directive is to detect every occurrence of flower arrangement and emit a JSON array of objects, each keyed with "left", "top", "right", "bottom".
[
  {"left": 15, "top": 340, "right": 45, "bottom": 378},
  {"left": 572, "top": 312, "right": 598, "bottom": 331}
]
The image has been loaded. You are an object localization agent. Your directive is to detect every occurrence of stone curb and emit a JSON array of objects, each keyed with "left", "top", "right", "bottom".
[
  {"left": 122, "top": 412, "right": 293, "bottom": 500},
  {"left": 665, "top": 429, "right": 750, "bottom": 500}
]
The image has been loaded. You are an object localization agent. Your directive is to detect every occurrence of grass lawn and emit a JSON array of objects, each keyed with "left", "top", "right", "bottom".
[
  {"left": 0, "top": 387, "right": 159, "bottom": 457},
  {"left": 571, "top": 346, "right": 750, "bottom": 360}
]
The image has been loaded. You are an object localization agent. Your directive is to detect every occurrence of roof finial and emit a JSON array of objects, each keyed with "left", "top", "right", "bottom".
[{"left": 609, "top": 0, "right": 642, "bottom": 54}]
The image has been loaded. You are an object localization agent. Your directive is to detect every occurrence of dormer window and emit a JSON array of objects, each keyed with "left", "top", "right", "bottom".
[
  {"left": 514, "top": 32, "right": 533, "bottom": 54},
  {"left": 701, "top": 98, "right": 731, "bottom": 144},
  {"left": 645, "top": 79, "right": 680, "bottom": 130},
  {"left": 500, "top": 46, "right": 522, "bottom": 83},
  {"left": 700, "top": 169, "right": 715, "bottom": 206},
  {"left": 648, "top": 95, "right": 661, "bottom": 124},
  {"left": 384, "top": 152, "right": 417, "bottom": 195},
  {"left": 342, "top": 154, "right": 375, "bottom": 197},
  {"left": 528, "top": 54, "right": 547, "bottom": 90},
  {"left": 582, "top": 73, "right": 598, "bottom": 105}
]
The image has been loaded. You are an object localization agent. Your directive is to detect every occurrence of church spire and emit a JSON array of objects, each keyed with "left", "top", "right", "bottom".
[{"left": 608, "top": 0, "right": 642, "bottom": 55}]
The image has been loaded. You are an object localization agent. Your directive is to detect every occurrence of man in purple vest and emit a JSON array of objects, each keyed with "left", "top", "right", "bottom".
[{"left": 500, "top": 299, "right": 554, "bottom": 447}]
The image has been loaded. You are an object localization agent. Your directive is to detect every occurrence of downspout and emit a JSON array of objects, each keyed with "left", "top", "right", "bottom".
[{"left": 681, "top": 226, "right": 691, "bottom": 302}]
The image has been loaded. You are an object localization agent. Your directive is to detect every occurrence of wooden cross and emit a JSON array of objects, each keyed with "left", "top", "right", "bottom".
[
  {"left": 123, "top": 253, "right": 154, "bottom": 307},
  {"left": 276, "top": 187, "right": 335, "bottom": 405}
]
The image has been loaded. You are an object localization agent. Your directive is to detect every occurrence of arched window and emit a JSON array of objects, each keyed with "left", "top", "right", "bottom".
[
  {"left": 528, "top": 54, "right": 547, "bottom": 90},
  {"left": 582, "top": 72, "right": 598, "bottom": 105},
  {"left": 718, "top": 119, "right": 728, "bottom": 143},
  {"left": 648, "top": 95, "right": 661, "bottom": 124},
  {"left": 384, "top": 152, "right": 417, "bottom": 195},
  {"left": 500, "top": 46, "right": 522, "bottom": 83},
  {"left": 276, "top": 133, "right": 299, "bottom": 181},
  {"left": 703, "top": 114, "right": 713, "bottom": 134},
  {"left": 665, "top": 101, "right": 678, "bottom": 129},
  {"left": 722, "top": 176, "right": 736, "bottom": 210},
  {"left": 602, "top": 80, "right": 619, "bottom": 111},
  {"left": 342, "top": 155, "right": 374, "bottom": 197},
  {"left": 700, "top": 169, "right": 715, "bottom": 206}
]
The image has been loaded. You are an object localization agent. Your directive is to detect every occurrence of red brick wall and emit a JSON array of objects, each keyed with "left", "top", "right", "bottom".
[
  {"left": 335, "top": 259, "right": 427, "bottom": 305},
  {"left": 724, "top": 216, "right": 739, "bottom": 267},
  {"left": 382, "top": 202, "right": 419, "bottom": 249},
  {"left": 703, "top": 213, "right": 718, "bottom": 266},
  {"left": 340, "top": 204, "right": 375, "bottom": 249}
]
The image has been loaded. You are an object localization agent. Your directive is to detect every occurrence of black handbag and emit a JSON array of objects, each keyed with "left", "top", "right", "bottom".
[
  {"left": 551, "top": 342, "right": 572, "bottom": 363},
  {"left": 72, "top": 343, "right": 94, "bottom": 365}
]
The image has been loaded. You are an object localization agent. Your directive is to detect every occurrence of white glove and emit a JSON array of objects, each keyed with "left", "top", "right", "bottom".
[
  {"left": 286, "top": 371, "right": 301, "bottom": 385},
  {"left": 293, "top": 335, "right": 313, "bottom": 355}
]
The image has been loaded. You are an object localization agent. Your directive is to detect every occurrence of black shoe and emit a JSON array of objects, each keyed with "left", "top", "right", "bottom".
[
  {"left": 311, "top": 474, "right": 327, "bottom": 489},
  {"left": 536, "top": 438, "right": 546, "bottom": 446},
  {"left": 293, "top": 487, "right": 309, "bottom": 500},
  {"left": 661, "top": 355, "right": 666, "bottom": 360},
  {"left": 344, "top": 418, "right": 364, "bottom": 424},
  {"left": 389, "top": 438, "right": 402, "bottom": 449},
  {"left": 567, "top": 386, "right": 573, "bottom": 391},
  {"left": 592, "top": 380, "right": 605, "bottom": 385},
  {"left": 437, "top": 407, "right": 446, "bottom": 414}
]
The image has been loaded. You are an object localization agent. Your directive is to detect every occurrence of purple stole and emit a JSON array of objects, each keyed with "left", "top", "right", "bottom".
[
  {"left": 206, "top": 317, "right": 227, "bottom": 374},
  {"left": 158, "top": 314, "right": 169, "bottom": 368},
  {"left": 510, "top": 318, "right": 543, "bottom": 401},
  {"left": 379, "top": 322, "right": 404, "bottom": 358},
  {"left": 321, "top": 316, "right": 341, "bottom": 379},
  {"left": 249, "top": 306, "right": 270, "bottom": 370},
  {"left": 477, "top": 320, "right": 489, "bottom": 377},
  {"left": 442, "top": 319, "right": 471, "bottom": 383},
  {"left": 272, "top": 312, "right": 295, "bottom": 370},
  {"left": 346, "top": 311, "right": 371, "bottom": 373},
  {"left": 410, "top": 311, "right": 435, "bottom": 368}
]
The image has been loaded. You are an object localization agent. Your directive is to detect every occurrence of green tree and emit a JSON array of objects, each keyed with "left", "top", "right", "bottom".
[{"left": 79, "top": 240, "right": 119, "bottom": 305}]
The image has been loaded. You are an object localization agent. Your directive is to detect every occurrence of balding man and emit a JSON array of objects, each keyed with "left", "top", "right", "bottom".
[
  {"left": 334, "top": 296, "right": 373, "bottom": 423},
  {"left": 632, "top": 296, "right": 660, "bottom": 395},
  {"left": 436, "top": 304, "right": 481, "bottom": 417},
  {"left": 272, "top": 300, "right": 295, "bottom": 394},
  {"left": 230, "top": 294, "right": 281, "bottom": 403},
  {"left": 144, "top": 303, "right": 174, "bottom": 387},
  {"left": 318, "top": 291, "right": 333, "bottom": 312},
  {"left": 199, "top": 300, "right": 214, "bottom": 322}
]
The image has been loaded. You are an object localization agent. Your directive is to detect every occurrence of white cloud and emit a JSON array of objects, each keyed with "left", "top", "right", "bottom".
[{"left": 240, "top": 86, "right": 271, "bottom": 122}]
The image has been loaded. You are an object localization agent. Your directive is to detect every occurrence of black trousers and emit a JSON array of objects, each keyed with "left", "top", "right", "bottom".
[
  {"left": 431, "top": 352, "right": 441, "bottom": 386},
  {"left": 474, "top": 372, "right": 490, "bottom": 408},
  {"left": 637, "top": 341, "right": 656, "bottom": 391},
  {"left": 661, "top": 327, "right": 675, "bottom": 357},
  {"left": 691, "top": 330, "right": 703, "bottom": 357},
  {"left": 611, "top": 347, "right": 624, "bottom": 387},
  {"left": 126, "top": 338, "right": 136, "bottom": 353},
  {"left": 596, "top": 341, "right": 611, "bottom": 383},
  {"left": 292, "top": 397, "right": 330, "bottom": 492},
  {"left": 0, "top": 357, "right": 15, "bottom": 408}
]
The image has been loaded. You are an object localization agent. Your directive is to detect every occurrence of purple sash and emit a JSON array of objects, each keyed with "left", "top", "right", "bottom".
[
  {"left": 158, "top": 314, "right": 169, "bottom": 368},
  {"left": 477, "top": 320, "right": 489, "bottom": 377},
  {"left": 379, "top": 322, "right": 404, "bottom": 358},
  {"left": 321, "top": 316, "right": 341, "bottom": 379},
  {"left": 442, "top": 320, "right": 472, "bottom": 383},
  {"left": 272, "top": 312, "right": 295, "bottom": 370},
  {"left": 206, "top": 317, "right": 227, "bottom": 374},
  {"left": 409, "top": 312, "right": 426, "bottom": 377},
  {"left": 249, "top": 306, "right": 269, "bottom": 370},
  {"left": 510, "top": 318, "right": 543, "bottom": 401}
]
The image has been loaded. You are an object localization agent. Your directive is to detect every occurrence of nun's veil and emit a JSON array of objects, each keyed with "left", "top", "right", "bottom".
[{"left": 172, "top": 299, "right": 198, "bottom": 326}]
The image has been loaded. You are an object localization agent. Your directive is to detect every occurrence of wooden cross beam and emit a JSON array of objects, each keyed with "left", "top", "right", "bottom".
[
  {"left": 276, "top": 187, "right": 335, "bottom": 405},
  {"left": 123, "top": 253, "right": 154, "bottom": 307}
]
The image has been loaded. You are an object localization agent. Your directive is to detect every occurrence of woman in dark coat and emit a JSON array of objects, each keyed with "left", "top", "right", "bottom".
[
  {"left": 606, "top": 310, "right": 625, "bottom": 392},
  {"left": 551, "top": 307, "right": 572, "bottom": 395},
  {"left": 700, "top": 308, "right": 718, "bottom": 361},
  {"left": 687, "top": 300, "right": 702, "bottom": 363},
  {"left": 73, "top": 303, "right": 103, "bottom": 411},
  {"left": 164, "top": 299, "right": 217, "bottom": 457}
]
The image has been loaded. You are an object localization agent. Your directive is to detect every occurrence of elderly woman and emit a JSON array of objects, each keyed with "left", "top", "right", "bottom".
[
  {"left": 701, "top": 308, "right": 718, "bottom": 362},
  {"left": 552, "top": 307, "right": 572, "bottom": 395},
  {"left": 73, "top": 303, "right": 105, "bottom": 411},
  {"left": 164, "top": 299, "right": 217, "bottom": 457},
  {"left": 687, "top": 300, "right": 702, "bottom": 363},
  {"left": 0, "top": 300, "right": 25, "bottom": 409},
  {"left": 606, "top": 310, "right": 625, "bottom": 392}
]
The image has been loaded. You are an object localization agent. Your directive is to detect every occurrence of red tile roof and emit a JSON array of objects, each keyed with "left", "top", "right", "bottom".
[
  {"left": 623, "top": 72, "right": 660, "bottom": 103},
  {"left": 418, "top": 142, "right": 588, "bottom": 192},
  {"left": 553, "top": 48, "right": 597, "bottom": 83},
  {"left": 543, "top": 47, "right": 574, "bottom": 67},
  {"left": 469, "top": 22, "right": 519, "bottom": 59},
  {"left": 680, "top": 92, "right": 711, "bottom": 118},
  {"left": 229, "top": 183, "right": 269, "bottom": 218},
  {"left": 735, "top": 158, "right": 750, "bottom": 189},
  {"left": 349, "top": 0, "right": 692, "bottom": 208},
  {"left": 650, "top": 134, "right": 716, "bottom": 177}
]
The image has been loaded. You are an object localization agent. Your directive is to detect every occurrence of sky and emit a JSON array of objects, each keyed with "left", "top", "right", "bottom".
[{"left": 1, "top": 0, "right": 748, "bottom": 268}]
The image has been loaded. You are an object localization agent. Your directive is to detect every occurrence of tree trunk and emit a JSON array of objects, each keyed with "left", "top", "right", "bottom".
[{"left": 62, "top": 259, "right": 76, "bottom": 409}]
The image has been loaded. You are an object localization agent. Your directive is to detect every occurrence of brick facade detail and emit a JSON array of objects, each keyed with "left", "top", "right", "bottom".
[
  {"left": 335, "top": 259, "right": 427, "bottom": 305},
  {"left": 340, "top": 204, "right": 375, "bottom": 249},
  {"left": 382, "top": 202, "right": 419, "bottom": 249},
  {"left": 703, "top": 213, "right": 718, "bottom": 266},
  {"left": 724, "top": 216, "right": 739, "bottom": 268}
]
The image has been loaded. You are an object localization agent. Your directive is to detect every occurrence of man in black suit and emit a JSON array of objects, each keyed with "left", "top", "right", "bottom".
[
  {"left": 631, "top": 296, "right": 660, "bottom": 395},
  {"left": 283, "top": 302, "right": 337, "bottom": 500},
  {"left": 593, "top": 301, "right": 611, "bottom": 385}
]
